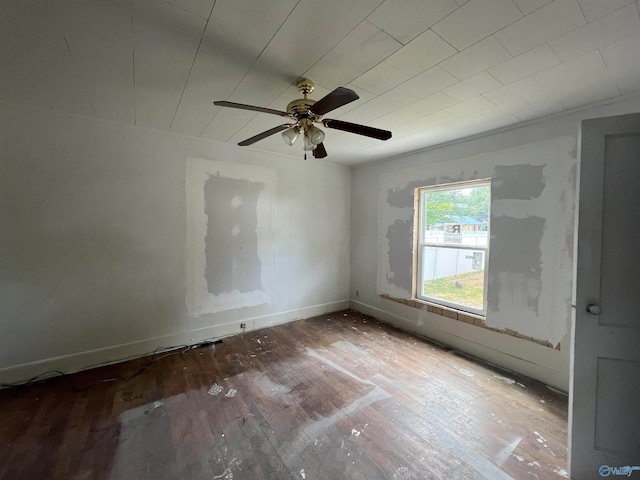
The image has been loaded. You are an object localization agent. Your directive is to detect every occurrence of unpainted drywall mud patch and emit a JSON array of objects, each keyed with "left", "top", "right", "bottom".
[
  {"left": 387, "top": 179, "right": 434, "bottom": 208},
  {"left": 386, "top": 220, "right": 413, "bottom": 292},
  {"left": 487, "top": 216, "right": 545, "bottom": 314},
  {"left": 377, "top": 136, "right": 576, "bottom": 345},
  {"left": 185, "top": 158, "right": 275, "bottom": 316},
  {"left": 204, "top": 176, "right": 263, "bottom": 295},
  {"left": 492, "top": 164, "right": 546, "bottom": 200}
]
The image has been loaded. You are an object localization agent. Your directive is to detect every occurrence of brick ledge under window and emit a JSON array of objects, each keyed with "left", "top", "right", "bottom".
[{"left": 379, "top": 293, "right": 560, "bottom": 350}]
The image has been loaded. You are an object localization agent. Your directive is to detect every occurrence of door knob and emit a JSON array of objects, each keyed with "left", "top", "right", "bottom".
[{"left": 586, "top": 304, "right": 601, "bottom": 315}]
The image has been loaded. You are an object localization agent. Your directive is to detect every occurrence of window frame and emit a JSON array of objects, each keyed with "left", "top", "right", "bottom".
[{"left": 413, "top": 179, "right": 491, "bottom": 317}]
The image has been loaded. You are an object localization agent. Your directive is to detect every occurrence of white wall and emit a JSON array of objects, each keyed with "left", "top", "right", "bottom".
[
  {"left": 350, "top": 92, "right": 640, "bottom": 391},
  {"left": 4, "top": 92, "right": 640, "bottom": 391},
  {"left": 0, "top": 102, "right": 351, "bottom": 384}
]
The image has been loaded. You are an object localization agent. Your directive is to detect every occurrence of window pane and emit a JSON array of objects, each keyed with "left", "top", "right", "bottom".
[
  {"left": 423, "top": 184, "right": 489, "bottom": 247},
  {"left": 420, "top": 246, "right": 485, "bottom": 310}
]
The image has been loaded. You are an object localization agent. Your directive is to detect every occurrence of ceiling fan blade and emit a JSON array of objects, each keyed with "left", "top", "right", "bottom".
[
  {"left": 214, "top": 101, "right": 290, "bottom": 117},
  {"left": 322, "top": 119, "right": 392, "bottom": 141},
  {"left": 309, "top": 87, "right": 359, "bottom": 116},
  {"left": 238, "top": 124, "right": 293, "bottom": 146},
  {"left": 313, "top": 142, "right": 327, "bottom": 159}
]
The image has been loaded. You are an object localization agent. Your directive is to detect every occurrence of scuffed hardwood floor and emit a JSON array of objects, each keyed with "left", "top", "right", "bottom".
[{"left": 0, "top": 310, "right": 568, "bottom": 480}]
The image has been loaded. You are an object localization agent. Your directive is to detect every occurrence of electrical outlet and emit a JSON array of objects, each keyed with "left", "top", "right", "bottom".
[{"left": 240, "top": 322, "right": 246, "bottom": 329}]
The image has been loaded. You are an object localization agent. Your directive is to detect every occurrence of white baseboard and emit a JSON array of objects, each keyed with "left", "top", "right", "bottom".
[
  {"left": 0, "top": 300, "right": 350, "bottom": 386},
  {"left": 350, "top": 299, "right": 568, "bottom": 392}
]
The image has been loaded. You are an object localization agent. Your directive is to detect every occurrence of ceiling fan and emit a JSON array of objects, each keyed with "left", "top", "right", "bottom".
[{"left": 214, "top": 78, "right": 392, "bottom": 159}]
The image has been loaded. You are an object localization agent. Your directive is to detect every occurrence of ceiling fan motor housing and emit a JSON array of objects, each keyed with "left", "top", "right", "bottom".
[
  {"left": 295, "top": 78, "right": 315, "bottom": 96},
  {"left": 287, "top": 78, "right": 321, "bottom": 124},
  {"left": 286, "top": 98, "right": 318, "bottom": 120}
]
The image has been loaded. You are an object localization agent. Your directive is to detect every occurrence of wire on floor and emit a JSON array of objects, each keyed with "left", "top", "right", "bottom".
[{"left": 0, "top": 339, "right": 222, "bottom": 392}]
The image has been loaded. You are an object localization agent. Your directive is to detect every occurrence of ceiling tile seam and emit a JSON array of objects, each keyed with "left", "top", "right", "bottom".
[
  {"left": 512, "top": 111, "right": 532, "bottom": 122},
  {"left": 60, "top": 34, "right": 97, "bottom": 116},
  {"left": 303, "top": 18, "right": 403, "bottom": 91},
  {"left": 436, "top": 35, "right": 514, "bottom": 81},
  {"left": 309, "top": 20, "right": 379, "bottom": 80},
  {"left": 381, "top": 29, "right": 462, "bottom": 79},
  {"left": 516, "top": 0, "right": 554, "bottom": 17},
  {"left": 198, "top": 0, "right": 302, "bottom": 139},
  {"left": 479, "top": 75, "right": 543, "bottom": 104},
  {"left": 546, "top": 41, "right": 566, "bottom": 65},
  {"left": 352, "top": 89, "right": 640, "bottom": 169},
  {"left": 544, "top": 3, "right": 640, "bottom": 62},
  {"left": 471, "top": 72, "right": 507, "bottom": 100},
  {"left": 491, "top": 34, "right": 565, "bottom": 66},
  {"left": 439, "top": 97, "right": 497, "bottom": 123},
  {"left": 49, "top": 5, "right": 99, "bottom": 117},
  {"left": 491, "top": 29, "right": 512, "bottom": 56},
  {"left": 437, "top": 33, "right": 516, "bottom": 78},
  {"left": 594, "top": 49, "right": 622, "bottom": 99},
  {"left": 385, "top": 95, "right": 481, "bottom": 134},
  {"left": 336, "top": 68, "right": 465, "bottom": 125},
  {"left": 347, "top": 29, "right": 460, "bottom": 96},
  {"left": 486, "top": 44, "right": 562, "bottom": 84},
  {"left": 159, "top": 0, "right": 210, "bottom": 20},
  {"left": 347, "top": 82, "right": 377, "bottom": 97},
  {"left": 363, "top": 0, "right": 409, "bottom": 45},
  {"left": 485, "top": 70, "right": 504, "bottom": 88},
  {"left": 574, "top": 0, "right": 588, "bottom": 24},
  {"left": 519, "top": 88, "right": 547, "bottom": 109},
  {"left": 490, "top": 0, "right": 588, "bottom": 56},
  {"left": 410, "top": 0, "right": 470, "bottom": 44},
  {"left": 430, "top": 0, "right": 525, "bottom": 50},
  {"left": 512, "top": 0, "right": 526, "bottom": 17},
  {"left": 168, "top": 0, "right": 218, "bottom": 132},
  {"left": 340, "top": 36, "right": 469, "bottom": 120},
  {"left": 529, "top": 47, "right": 607, "bottom": 89},
  {"left": 544, "top": 42, "right": 563, "bottom": 66},
  {"left": 388, "top": 93, "right": 462, "bottom": 130},
  {"left": 632, "top": 0, "right": 640, "bottom": 24},
  {"left": 349, "top": 17, "right": 588, "bottom": 114},
  {"left": 430, "top": 28, "right": 461, "bottom": 58}
]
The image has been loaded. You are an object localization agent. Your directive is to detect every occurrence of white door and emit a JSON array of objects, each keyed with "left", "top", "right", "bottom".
[{"left": 571, "top": 113, "right": 640, "bottom": 479}]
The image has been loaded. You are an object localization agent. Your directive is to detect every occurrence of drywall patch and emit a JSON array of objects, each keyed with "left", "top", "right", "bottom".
[
  {"left": 386, "top": 179, "right": 434, "bottom": 208},
  {"left": 386, "top": 220, "right": 413, "bottom": 293},
  {"left": 185, "top": 158, "right": 275, "bottom": 316},
  {"left": 488, "top": 216, "right": 545, "bottom": 314},
  {"left": 492, "top": 164, "right": 546, "bottom": 200},
  {"left": 377, "top": 136, "right": 576, "bottom": 345},
  {"left": 204, "top": 176, "right": 264, "bottom": 295}
]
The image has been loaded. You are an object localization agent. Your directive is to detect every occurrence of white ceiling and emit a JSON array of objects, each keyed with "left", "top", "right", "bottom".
[{"left": 2, "top": 0, "right": 639, "bottom": 166}]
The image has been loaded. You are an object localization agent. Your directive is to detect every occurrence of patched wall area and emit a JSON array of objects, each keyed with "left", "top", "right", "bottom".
[
  {"left": 377, "top": 136, "right": 576, "bottom": 347},
  {"left": 0, "top": 103, "right": 351, "bottom": 384},
  {"left": 204, "top": 177, "right": 264, "bottom": 295},
  {"left": 186, "top": 159, "right": 276, "bottom": 316}
]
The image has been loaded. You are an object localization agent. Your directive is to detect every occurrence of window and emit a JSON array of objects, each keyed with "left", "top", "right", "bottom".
[{"left": 414, "top": 179, "right": 490, "bottom": 316}]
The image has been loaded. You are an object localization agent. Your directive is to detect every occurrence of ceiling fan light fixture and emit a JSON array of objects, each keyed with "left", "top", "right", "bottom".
[
  {"left": 303, "top": 133, "right": 317, "bottom": 151},
  {"left": 281, "top": 126, "right": 299, "bottom": 146},
  {"left": 307, "top": 124, "right": 325, "bottom": 145}
]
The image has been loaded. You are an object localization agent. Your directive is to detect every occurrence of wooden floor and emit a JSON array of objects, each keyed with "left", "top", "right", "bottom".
[{"left": 0, "top": 310, "right": 569, "bottom": 480}]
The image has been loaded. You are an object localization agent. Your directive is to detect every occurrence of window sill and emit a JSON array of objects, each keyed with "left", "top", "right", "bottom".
[
  {"left": 378, "top": 293, "right": 560, "bottom": 350},
  {"left": 415, "top": 298, "right": 485, "bottom": 321}
]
